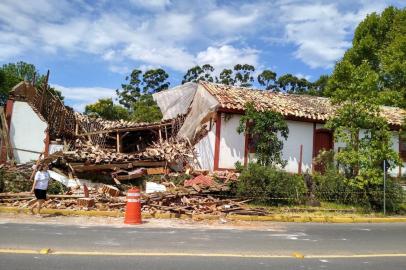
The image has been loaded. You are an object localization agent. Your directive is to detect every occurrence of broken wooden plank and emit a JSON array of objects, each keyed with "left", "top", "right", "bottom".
[
  {"left": 71, "top": 161, "right": 166, "bottom": 172},
  {"left": 147, "top": 167, "right": 169, "bottom": 175},
  {"left": 115, "top": 173, "right": 144, "bottom": 181}
]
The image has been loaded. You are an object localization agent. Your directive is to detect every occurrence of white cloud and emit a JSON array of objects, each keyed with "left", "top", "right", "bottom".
[
  {"left": 204, "top": 8, "right": 259, "bottom": 33},
  {"left": 0, "top": 31, "right": 31, "bottom": 60},
  {"left": 295, "top": 73, "right": 312, "bottom": 81},
  {"left": 109, "top": 65, "right": 131, "bottom": 74},
  {"left": 52, "top": 84, "right": 116, "bottom": 112},
  {"left": 124, "top": 42, "right": 195, "bottom": 72},
  {"left": 196, "top": 45, "right": 259, "bottom": 72},
  {"left": 279, "top": 2, "right": 387, "bottom": 68},
  {"left": 129, "top": 0, "right": 171, "bottom": 11},
  {"left": 151, "top": 13, "right": 194, "bottom": 40},
  {"left": 0, "top": 0, "right": 399, "bottom": 75}
]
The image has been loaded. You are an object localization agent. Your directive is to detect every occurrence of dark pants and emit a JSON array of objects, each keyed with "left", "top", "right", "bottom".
[{"left": 34, "top": 189, "right": 47, "bottom": 200}]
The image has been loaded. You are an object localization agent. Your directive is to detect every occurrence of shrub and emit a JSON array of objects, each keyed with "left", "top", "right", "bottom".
[
  {"left": 313, "top": 168, "right": 404, "bottom": 212},
  {"left": 237, "top": 163, "right": 306, "bottom": 205},
  {"left": 47, "top": 180, "right": 67, "bottom": 195},
  {"left": 313, "top": 168, "right": 365, "bottom": 205},
  {"left": 0, "top": 168, "right": 32, "bottom": 192},
  {"left": 366, "top": 179, "right": 404, "bottom": 212}
]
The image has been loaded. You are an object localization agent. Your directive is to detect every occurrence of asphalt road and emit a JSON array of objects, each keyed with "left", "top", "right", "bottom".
[
  {"left": 1, "top": 254, "right": 406, "bottom": 270},
  {"left": 0, "top": 222, "right": 405, "bottom": 269}
]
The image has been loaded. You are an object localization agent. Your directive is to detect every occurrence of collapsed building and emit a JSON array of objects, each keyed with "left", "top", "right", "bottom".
[
  {"left": 0, "top": 79, "right": 405, "bottom": 214},
  {"left": 1, "top": 79, "right": 406, "bottom": 177}
]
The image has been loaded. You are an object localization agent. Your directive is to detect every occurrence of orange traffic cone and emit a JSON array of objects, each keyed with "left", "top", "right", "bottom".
[{"left": 124, "top": 187, "right": 142, "bottom": 225}]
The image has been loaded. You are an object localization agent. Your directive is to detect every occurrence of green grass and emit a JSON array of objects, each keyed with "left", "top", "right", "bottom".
[{"left": 245, "top": 201, "right": 384, "bottom": 216}]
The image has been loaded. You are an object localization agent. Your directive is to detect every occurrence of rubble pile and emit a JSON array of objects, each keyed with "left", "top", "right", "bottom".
[
  {"left": 0, "top": 171, "right": 269, "bottom": 216},
  {"left": 66, "top": 138, "right": 195, "bottom": 164},
  {"left": 143, "top": 139, "right": 195, "bottom": 163}
]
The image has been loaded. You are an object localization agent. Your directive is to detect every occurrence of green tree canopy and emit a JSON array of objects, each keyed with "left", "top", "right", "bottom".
[
  {"left": 0, "top": 61, "right": 64, "bottom": 105},
  {"left": 233, "top": 64, "right": 255, "bottom": 87},
  {"left": 116, "top": 69, "right": 142, "bottom": 110},
  {"left": 257, "top": 69, "right": 277, "bottom": 90},
  {"left": 182, "top": 64, "right": 214, "bottom": 84},
  {"left": 84, "top": 98, "right": 129, "bottom": 120},
  {"left": 131, "top": 94, "right": 163, "bottom": 123},
  {"left": 217, "top": 68, "right": 235, "bottom": 85},
  {"left": 326, "top": 6, "right": 406, "bottom": 107},
  {"left": 116, "top": 68, "right": 170, "bottom": 109},
  {"left": 276, "top": 74, "right": 311, "bottom": 94},
  {"left": 309, "top": 75, "right": 329, "bottom": 96},
  {"left": 237, "top": 103, "right": 289, "bottom": 166},
  {"left": 143, "top": 68, "right": 170, "bottom": 94},
  {"left": 326, "top": 61, "right": 400, "bottom": 188}
]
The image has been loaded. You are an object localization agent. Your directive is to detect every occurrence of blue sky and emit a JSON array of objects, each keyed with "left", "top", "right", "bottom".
[{"left": 0, "top": 0, "right": 405, "bottom": 111}]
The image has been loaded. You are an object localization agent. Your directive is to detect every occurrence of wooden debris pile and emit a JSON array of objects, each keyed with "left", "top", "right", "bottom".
[
  {"left": 143, "top": 139, "right": 195, "bottom": 163},
  {"left": 64, "top": 144, "right": 145, "bottom": 164},
  {"left": 0, "top": 170, "right": 269, "bottom": 216},
  {"left": 65, "top": 138, "right": 195, "bottom": 165}
]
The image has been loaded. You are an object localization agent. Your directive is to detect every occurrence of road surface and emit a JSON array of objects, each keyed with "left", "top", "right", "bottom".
[{"left": 0, "top": 222, "right": 405, "bottom": 269}]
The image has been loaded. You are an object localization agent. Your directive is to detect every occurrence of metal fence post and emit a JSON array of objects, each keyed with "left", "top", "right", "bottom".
[{"left": 383, "top": 160, "right": 386, "bottom": 215}]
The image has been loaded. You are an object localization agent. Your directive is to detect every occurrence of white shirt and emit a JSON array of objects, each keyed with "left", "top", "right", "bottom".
[{"left": 34, "top": 171, "right": 50, "bottom": 190}]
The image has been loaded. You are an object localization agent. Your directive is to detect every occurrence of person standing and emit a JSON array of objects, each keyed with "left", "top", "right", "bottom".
[{"left": 30, "top": 164, "right": 50, "bottom": 215}]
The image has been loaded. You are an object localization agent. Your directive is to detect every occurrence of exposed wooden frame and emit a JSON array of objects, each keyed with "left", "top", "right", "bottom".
[
  {"left": 213, "top": 112, "right": 222, "bottom": 171},
  {"left": 44, "top": 129, "right": 50, "bottom": 157},
  {"left": 76, "top": 122, "right": 173, "bottom": 137},
  {"left": 71, "top": 161, "right": 166, "bottom": 172},
  {"left": 116, "top": 132, "right": 122, "bottom": 153}
]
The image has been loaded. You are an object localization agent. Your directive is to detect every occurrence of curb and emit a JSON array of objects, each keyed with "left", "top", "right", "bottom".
[{"left": 1, "top": 207, "right": 406, "bottom": 223}]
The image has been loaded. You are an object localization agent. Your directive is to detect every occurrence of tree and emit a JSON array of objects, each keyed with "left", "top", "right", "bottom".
[
  {"left": 131, "top": 94, "right": 163, "bottom": 123},
  {"left": 309, "top": 75, "right": 329, "bottom": 96},
  {"left": 116, "top": 69, "right": 142, "bottom": 110},
  {"left": 276, "top": 74, "right": 310, "bottom": 94},
  {"left": 0, "top": 62, "right": 37, "bottom": 105},
  {"left": 84, "top": 98, "right": 129, "bottom": 120},
  {"left": 0, "top": 70, "right": 6, "bottom": 105},
  {"left": 0, "top": 61, "right": 64, "bottom": 105},
  {"left": 114, "top": 67, "right": 167, "bottom": 122},
  {"left": 143, "top": 68, "right": 170, "bottom": 93},
  {"left": 326, "top": 6, "right": 406, "bottom": 107},
  {"left": 217, "top": 69, "right": 235, "bottom": 85},
  {"left": 234, "top": 64, "right": 255, "bottom": 87},
  {"left": 116, "top": 67, "right": 170, "bottom": 109},
  {"left": 326, "top": 61, "right": 399, "bottom": 188},
  {"left": 257, "top": 70, "right": 277, "bottom": 90},
  {"left": 237, "top": 103, "right": 289, "bottom": 166},
  {"left": 182, "top": 64, "right": 214, "bottom": 84}
]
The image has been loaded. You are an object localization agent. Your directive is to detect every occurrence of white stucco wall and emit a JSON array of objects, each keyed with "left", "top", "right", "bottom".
[
  {"left": 197, "top": 112, "right": 405, "bottom": 176},
  {"left": 389, "top": 132, "right": 406, "bottom": 177},
  {"left": 9, "top": 101, "right": 47, "bottom": 164},
  {"left": 218, "top": 114, "right": 245, "bottom": 168},
  {"left": 214, "top": 115, "right": 314, "bottom": 172},
  {"left": 280, "top": 121, "right": 314, "bottom": 173},
  {"left": 195, "top": 123, "right": 216, "bottom": 171}
]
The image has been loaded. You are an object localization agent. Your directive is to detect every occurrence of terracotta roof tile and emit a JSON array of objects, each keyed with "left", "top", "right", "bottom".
[{"left": 200, "top": 82, "right": 405, "bottom": 126}]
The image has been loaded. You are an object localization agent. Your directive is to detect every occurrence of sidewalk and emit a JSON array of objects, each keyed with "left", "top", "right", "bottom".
[{"left": 1, "top": 206, "right": 406, "bottom": 224}]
